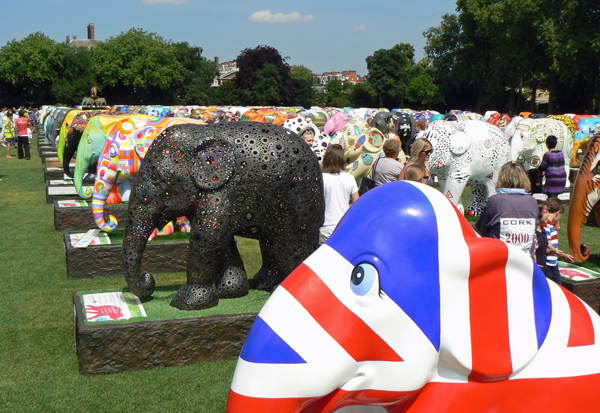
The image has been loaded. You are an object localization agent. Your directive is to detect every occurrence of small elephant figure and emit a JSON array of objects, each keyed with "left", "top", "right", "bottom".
[
  {"left": 123, "top": 122, "right": 325, "bottom": 310},
  {"left": 422, "top": 120, "right": 511, "bottom": 215}
]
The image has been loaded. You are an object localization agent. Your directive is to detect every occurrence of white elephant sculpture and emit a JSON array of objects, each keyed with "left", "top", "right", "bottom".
[
  {"left": 422, "top": 120, "right": 511, "bottom": 215},
  {"left": 506, "top": 117, "right": 573, "bottom": 179}
]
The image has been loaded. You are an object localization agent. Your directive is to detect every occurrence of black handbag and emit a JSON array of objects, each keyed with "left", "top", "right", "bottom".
[
  {"left": 358, "top": 176, "right": 375, "bottom": 195},
  {"left": 358, "top": 158, "right": 380, "bottom": 196}
]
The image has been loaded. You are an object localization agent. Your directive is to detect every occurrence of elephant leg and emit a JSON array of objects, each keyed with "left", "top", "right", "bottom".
[
  {"left": 216, "top": 238, "right": 249, "bottom": 299},
  {"left": 252, "top": 224, "right": 317, "bottom": 292},
  {"left": 170, "top": 213, "right": 233, "bottom": 310},
  {"left": 441, "top": 176, "right": 467, "bottom": 211},
  {"left": 467, "top": 183, "right": 488, "bottom": 216}
]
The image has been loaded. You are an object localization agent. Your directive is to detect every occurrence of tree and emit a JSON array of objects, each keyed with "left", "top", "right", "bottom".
[
  {"left": 0, "top": 32, "right": 64, "bottom": 106},
  {"left": 213, "top": 81, "right": 238, "bottom": 105},
  {"left": 172, "top": 42, "right": 217, "bottom": 105},
  {"left": 251, "top": 62, "right": 283, "bottom": 105},
  {"left": 351, "top": 81, "right": 377, "bottom": 108},
  {"left": 366, "top": 43, "right": 419, "bottom": 108},
  {"left": 324, "top": 80, "right": 353, "bottom": 108},
  {"left": 234, "top": 45, "right": 299, "bottom": 105},
  {"left": 92, "top": 28, "right": 184, "bottom": 104},
  {"left": 51, "top": 45, "right": 97, "bottom": 106},
  {"left": 406, "top": 60, "right": 440, "bottom": 108},
  {"left": 290, "top": 65, "right": 315, "bottom": 108}
]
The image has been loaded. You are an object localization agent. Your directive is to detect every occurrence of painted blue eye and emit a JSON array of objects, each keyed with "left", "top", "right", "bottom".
[{"left": 351, "top": 262, "right": 378, "bottom": 296}]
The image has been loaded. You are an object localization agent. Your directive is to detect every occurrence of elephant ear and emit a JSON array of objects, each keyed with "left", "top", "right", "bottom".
[
  {"left": 439, "top": 236, "right": 551, "bottom": 383},
  {"left": 190, "top": 138, "right": 236, "bottom": 190},
  {"left": 450, "top": 130, "right": 470, "bottom": 156}
]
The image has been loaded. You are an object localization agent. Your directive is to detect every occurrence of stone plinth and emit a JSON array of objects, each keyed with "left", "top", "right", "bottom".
[
  {"left": 54, "top": 200, "right": 129, "bottom": 231},
  {"left": 562, "top": 278, "right": 600, "bottom": 313},
  {"left": 46, "top": 184, "right": 91, "bottom": 203},
  {"left": 40, "top": 151, "right": 58, "bottom": 164},
  {"left": 45, "top": 156, "right": 62, "bottom": 168},
  {"left": 44, "top": 167, "right": 68, "bottom": 181},
  {"left": 64, "top": 232, "right": 189, "bottom": 279},
  {"left": 73, "top": 292, "right": 257, "bottom": 375}
]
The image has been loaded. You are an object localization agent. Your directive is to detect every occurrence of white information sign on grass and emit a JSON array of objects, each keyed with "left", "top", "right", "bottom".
[
  {"left": 57, "top": 199, "right": 89, "bottom": 208},
  {"left": 70, "top": 230, "right": 111, "bottom": 247},
  {"left": 49, "top": 179, "right": 74, "bottom": 186},
  {"left": 83, "top": 292, "right": 147, "bottom": 322},
  {"left": 48, "top": 186, "right": 92, "bottom": 195},
  {"left": 560, "top": 262, "right": 600, "bottom": 282}
]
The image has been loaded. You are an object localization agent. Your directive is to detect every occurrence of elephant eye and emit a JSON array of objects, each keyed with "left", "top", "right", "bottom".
[{"left": 350, "top": 262, "right": 379, "bottom": 296}]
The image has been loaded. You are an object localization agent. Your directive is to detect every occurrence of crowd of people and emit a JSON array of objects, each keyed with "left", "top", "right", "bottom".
[
  {"left": 0, "top": 107, "right": 39, "bottom": 159},
  {"left": 0, "top": 107, "right": 39, "bottom": 182},
  {"left": 318, "top": 132, "right": 573, "bottom": 286}
]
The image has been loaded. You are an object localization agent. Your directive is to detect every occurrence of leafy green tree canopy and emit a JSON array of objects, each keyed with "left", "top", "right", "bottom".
[
  {"left": 0, "top": 32, "right": 64, "bottom": 106},
  {"left": 366, "top": 43, "right": 417, "bottom": 108},
  {"left": 93, "top": 28, "right": 185, "bottom": 104},
  {"left": 234, "top": 45, "right": 299, "bottom": 105}
]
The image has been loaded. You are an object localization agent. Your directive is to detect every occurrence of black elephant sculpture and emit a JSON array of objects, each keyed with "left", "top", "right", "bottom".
[
  {"left": 371, "top": 111, "right": 416, "bottom": 155},
  {"left": 123, "top": 121, "right": 325, "bottom": 310}
]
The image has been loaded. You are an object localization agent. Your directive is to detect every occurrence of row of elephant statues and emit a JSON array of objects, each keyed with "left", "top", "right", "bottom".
[
  {"left": 38, "top": 105, "right": 600, "bottom": 321},
  {"left": 42, "top": 103, "right": 599, "bottom": 227}
]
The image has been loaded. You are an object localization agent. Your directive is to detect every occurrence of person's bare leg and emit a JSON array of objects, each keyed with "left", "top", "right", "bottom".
[{"left": 6, "top": 141, "right": 13, "bottom": 158}]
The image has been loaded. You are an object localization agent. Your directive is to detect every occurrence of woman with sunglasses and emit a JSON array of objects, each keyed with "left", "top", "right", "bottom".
[{"left": 398, "top": 138, "right": 434, "bottom": 186}]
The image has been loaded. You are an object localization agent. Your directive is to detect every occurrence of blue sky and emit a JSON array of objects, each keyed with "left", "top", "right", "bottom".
[{"left": 1, "top": 0, "right": 458, "bottom": 76}]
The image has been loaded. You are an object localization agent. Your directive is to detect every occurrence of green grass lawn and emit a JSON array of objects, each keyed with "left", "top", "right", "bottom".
[{"left": 1, "top": 134, "right": 599, "bottom": 411}]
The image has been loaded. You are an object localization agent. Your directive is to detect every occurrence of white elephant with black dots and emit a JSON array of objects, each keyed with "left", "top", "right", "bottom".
[
  {"left": 506, "top": 117, "right": 573, "bottom": 181},
  {"left": 421, "top": 120, "right": 511, "bottom": 215}
]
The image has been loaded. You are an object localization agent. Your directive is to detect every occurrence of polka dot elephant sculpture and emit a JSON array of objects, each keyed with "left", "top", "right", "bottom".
[
  {"left": 421, "top": 120, "right": 511, "bottom": 215},
  {"left": 506, "top": 117, "right": 573, "bottom": 176},
  {"left": 92, "top": 116, "right": 205, "bottom": 232},
  {"left": 123, "top": 122, "right": 325, "bottom": 310},
  {"left": 282, "top": 115, "right": 331, "bottom": 164},
  {"left": 329, "top": 118, "right": 404, "bottom": 179}
]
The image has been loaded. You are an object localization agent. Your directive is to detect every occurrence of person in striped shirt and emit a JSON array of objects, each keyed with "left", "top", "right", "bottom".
[{"left": 542, "top": 197, "right": 573, "bottom": 285}]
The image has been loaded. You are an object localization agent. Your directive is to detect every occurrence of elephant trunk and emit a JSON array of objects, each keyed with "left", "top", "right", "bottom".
[
  {"left": 122, "top": 207, "right": 157, "bottom": 298},
  {"left": 73, "top": 150, "right": 95, "bottom": 200},
  {"left": 92, "top": 164, "right": 120, "bottom": 232},
  {"left": 62, "top": 132, "right": 82, "bottom": 178},
  {"left": 568, "top": 133, "right": 600, "bottom": 261}
]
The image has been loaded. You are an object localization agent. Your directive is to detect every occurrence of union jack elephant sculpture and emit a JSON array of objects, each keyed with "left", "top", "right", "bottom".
[{"left": 229, "top": 181, "right": 600, "bottom": 412}]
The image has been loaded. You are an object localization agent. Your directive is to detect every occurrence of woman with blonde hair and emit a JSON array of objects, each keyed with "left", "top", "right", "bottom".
[
  {"left": 403, "top": 163, "right": 428, "bottom": 183},
  {"left": 398, "top": 138, "right": 434, "bottom": 185},
  {"left": 476, "top": 162, "right": 538, "bottom": 257}
]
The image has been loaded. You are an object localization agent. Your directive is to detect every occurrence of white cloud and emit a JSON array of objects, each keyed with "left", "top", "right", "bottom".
[
  {"left": 142, "top": 0, "right": 191, "bottom": 5},
  {"left": 353, "top": 25, "right": 367, "bottom": 32},
  {"left": 249, "top": 10, "right": 314, "bottom": 24}
]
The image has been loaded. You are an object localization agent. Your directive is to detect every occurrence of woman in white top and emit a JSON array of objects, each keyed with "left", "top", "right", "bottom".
[{"left": 319, "top": 144, "right": 359, "bottom": 245}]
